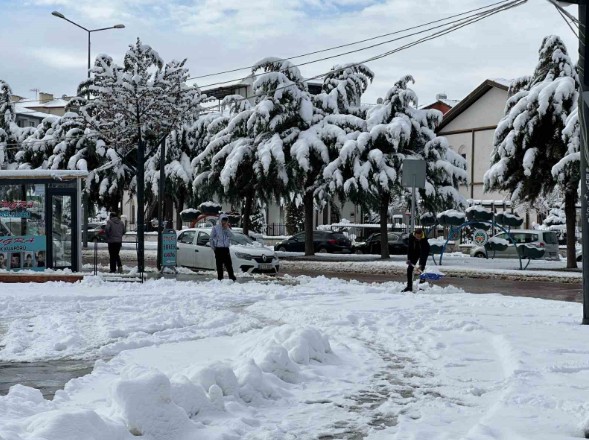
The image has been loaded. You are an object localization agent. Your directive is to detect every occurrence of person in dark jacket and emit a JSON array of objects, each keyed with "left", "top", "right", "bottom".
[
  {"left": 105, "top": 212, "right": 126, "bottom": 273},
  {"left": 402, "top": 228, "right": 430, "bottom": 292}
]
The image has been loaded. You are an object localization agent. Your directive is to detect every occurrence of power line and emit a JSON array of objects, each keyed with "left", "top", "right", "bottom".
[
  {"left": 200, "top": 0, "right": 527, "bottom": 103},
  {"left": 189, "top": 0, "right": 515, "bottom": 81},
  {"left": 2, "top": 0, "right": 526, "bottom": 152},
  {"left": 546, "top": 0, "right": 579, "bottom": 24},
  {"left": 7, "top": 1, "right": 520, "bottom": 106},
  {"left": 553, "top": 4, "right": 579, "bottom": 37},
  {"left": 8, "top": 0, "right": 521, "bottom": 107},
  {"left": 196, "top": 0, "right": 524, "bottom": 91}
]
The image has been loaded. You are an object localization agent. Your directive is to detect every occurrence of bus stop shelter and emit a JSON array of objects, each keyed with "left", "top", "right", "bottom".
[{"left": 0, "top": 170, "right": 87, "bottom": 272}]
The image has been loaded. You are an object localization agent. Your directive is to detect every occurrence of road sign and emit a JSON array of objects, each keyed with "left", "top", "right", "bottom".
[
  {"left": 402, "top": 159, "right": 426, "bottom": 188},
  {"left": 161, "top": 229, "right": 177, "bottom": 268}
]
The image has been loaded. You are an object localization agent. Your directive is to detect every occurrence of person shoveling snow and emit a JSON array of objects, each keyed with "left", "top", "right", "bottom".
[{"left": 402, "top": 228, "right": 430, "bottom": 292}]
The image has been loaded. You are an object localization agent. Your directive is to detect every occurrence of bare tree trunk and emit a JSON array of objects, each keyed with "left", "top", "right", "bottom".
[
  {"left": 165, "top": 195, "right": 174, "bottom": 229},
  {"left": 380, "top": 192, "right": 390, "bottom": 260},
  {"left": 242, "top": 188, "right": 254, "bottom": 236},
  {"left": 175, "top": 195, "right": 184, "bottom": 230},
  {"left": 304, "top": 190, "right": 315, "bottom": 256},
  {"left": 565, "top": 186, "right": 578, "bottom": 269}
]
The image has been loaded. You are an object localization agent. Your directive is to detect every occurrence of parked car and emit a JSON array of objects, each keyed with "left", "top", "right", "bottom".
[
  {"left": 177, "top": 228, "right": 279, "bottom": 274},
  {"left": 273, "top": 231, "right": 353, "bottom": 253},
  {"left": 84, "top": 223, "right": 106, "bottom": 242},
  {"left": 353, "top": 232, "right": 409, "bottom": 255},
  {"left": 470, "top": 230, "right": 560, "bottom": 261}
]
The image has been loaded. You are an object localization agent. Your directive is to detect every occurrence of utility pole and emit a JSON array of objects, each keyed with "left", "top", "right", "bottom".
[
  {"left": 556, "top": 0, "right": 589, "bottom": 323},
  {"left": 137, "top": 130, "right": 145, "bottom": 277},
  {"left": 51, "top": 12, "right": 124, "bottom": 250},
  {"left": 578, "top": 1, "right": 589, "bottom": 324},
  {"left": 157, "top": 137, "right": 166, "bottom": 272}
]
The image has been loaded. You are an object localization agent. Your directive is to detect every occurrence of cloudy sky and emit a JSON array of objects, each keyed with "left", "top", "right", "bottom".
[{"left": 0, "top": 0, "right": 580, "bottom": 106}]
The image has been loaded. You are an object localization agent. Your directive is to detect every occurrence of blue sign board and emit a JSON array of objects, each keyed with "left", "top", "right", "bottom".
[
  {"left": 0, "top": 235, "right": 46, "bottom": 272},
  {"left": 0, "top": 210, "right": 31, "bottom": 218},
  {"left": 161, "top": 230, "right": 177, "bottom": 267}
]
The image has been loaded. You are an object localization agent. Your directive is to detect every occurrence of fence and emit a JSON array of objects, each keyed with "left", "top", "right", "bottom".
[{"left": 264, "top": 223, "right": 288, "bottom": 236}]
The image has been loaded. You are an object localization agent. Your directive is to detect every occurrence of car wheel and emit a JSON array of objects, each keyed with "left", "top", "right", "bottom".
[
  {"left": 577, "top": 255, "right": 582, "bottom": 262},
  {"left": 354, "top": 249, "right": 363, "bottom": 254},
  {"left": 277, "top": 246, "right": 287, "bottom": 252},
  {"left": 474, "top": 251, "right": 486, "bottom": 258},
  {"left": 318, "top": 247, "right": 328, "bottom": 253}
]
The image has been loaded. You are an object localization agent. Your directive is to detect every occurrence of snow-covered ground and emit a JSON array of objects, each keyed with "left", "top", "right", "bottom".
[
  {"left": 1, "top": 275, "right": 589, "bottom": 439},
  {"left": 277, "top": 252, "right": 582, "bottom": 280}
]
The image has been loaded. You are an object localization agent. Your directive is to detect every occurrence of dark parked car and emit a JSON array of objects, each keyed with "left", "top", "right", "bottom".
[
  {"left": 84, "top": 223, "right": 106, "bottom": 242},
  {"left": 274, "top": 231, "right": 352, "bottom": 253},
  {"left": 353, "top": 232, "right": 409, "bottom": 255}
]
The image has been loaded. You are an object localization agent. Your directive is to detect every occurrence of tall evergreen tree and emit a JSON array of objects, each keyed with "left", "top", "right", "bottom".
[
  {"left": 75, "top": 38, "right": 202, "bottom": 210},
  {"left": 291, "top": 63, "right": 373, "bottom": 255},
  {"left": 194, "top": 58, "right": 313, "bottom": 236},
  {"left": 328, "top": 75, "right": 465, "bottom": 259},
  {"left": 16, "top": 115, "right": 60, "bottom": 169},
  {"left": 192, "top": 96, "right": 260, "bottom": 234},
  {"left": 484, "top": 35, "right": 578, "bottom": 267}
]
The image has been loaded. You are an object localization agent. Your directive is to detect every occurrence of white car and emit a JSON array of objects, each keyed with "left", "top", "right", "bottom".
[
  {"left": 470, "top": 230, "right": 560, "bottom": 261},
  {"left": 176, "top": 228, "right": 279, "bottom": 274}
]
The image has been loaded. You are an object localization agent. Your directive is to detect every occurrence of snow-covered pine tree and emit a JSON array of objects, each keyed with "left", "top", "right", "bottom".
[
  {"left": 192, "top": 95, "right": 262, "bottom": 234},
  {"left": 16, "top": 116, "right": 60, "bottom": 169},
  {"left": 554, "top": 107, "right": 580, "bottom": 257},
  {"left": 329, "top": 75, "right": 465, "bottom": 258},
  {"left": 76, "top": 39, "right": 202, "bottom": 210},
  {"left": 46, "top": 112, "right": 96, "bottom": 172},
  {"left": 247, "top": 58, "right": 314, "bottom": 201},
  {"left": 0, "top": 80, "right": 20, "bottom": 169},
  {"left": 416, "top": 126, "right": 467, "bottom": 216},
  {"left": 291, "top": 63, "right": 373, "bottom": 255},
  {"left": 196, "top": 58, "right": 313, "bottom": 237},
  {"left": 484, "top": 35, "right": 578, "bottom": 268},
  {"left": 543, "top": 203, "right": 566, "bottom": 227}
]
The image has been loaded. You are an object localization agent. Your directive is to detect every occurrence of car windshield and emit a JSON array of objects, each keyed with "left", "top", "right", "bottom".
[
  {"left": 331, "top": 233, "right": 347, "bottom": 240},
  {"left": 231, "top": 233, "right": 254, "bottom": 246}
]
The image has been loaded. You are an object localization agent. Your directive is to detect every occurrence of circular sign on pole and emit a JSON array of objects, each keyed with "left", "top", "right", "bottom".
[{"left": 473, "top": 229, "right": 489, "bottom": 246}]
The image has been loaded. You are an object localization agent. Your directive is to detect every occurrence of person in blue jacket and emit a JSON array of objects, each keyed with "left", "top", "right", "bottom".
[{"left": 210, "top": 214, "right": 236, "bottom": 281}]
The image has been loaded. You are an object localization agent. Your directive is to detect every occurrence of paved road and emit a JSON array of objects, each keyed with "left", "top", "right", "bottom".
[{"left": 279, "top": 268, "right": 583, "bottom": 303}]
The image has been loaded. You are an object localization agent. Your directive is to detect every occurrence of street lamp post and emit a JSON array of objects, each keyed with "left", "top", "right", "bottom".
[
  {"left": 51, "top": 11, "right": 124, "bottom": 79},
  {"left": 51, "top": 11, "right": 124, "bottom": 249}
]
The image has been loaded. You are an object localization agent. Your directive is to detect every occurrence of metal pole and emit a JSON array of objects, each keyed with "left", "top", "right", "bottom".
[
  {"left": 137, "top": 134, "right": 145, "bottom": 275},
  {"left": 157, "top": 137, "right": 165, "bottom": 271},
  {"left": 578, "top": 1, "right": 589, "bottom": 324},
  {"left": 411, "top": 174, "right": 416, "bottom": 232},
  {"left": 82, "top": 31, "right": 91, "bottom": 249},
  {"left": 87, "top": 31, "right": 91, "bottom": 79}
]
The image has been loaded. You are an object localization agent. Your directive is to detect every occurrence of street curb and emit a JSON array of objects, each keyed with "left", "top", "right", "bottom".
[{"left": 280, "top": 260, "right": 582, "bottom": 284}]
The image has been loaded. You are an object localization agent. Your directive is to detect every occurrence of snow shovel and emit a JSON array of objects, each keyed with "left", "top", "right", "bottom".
[{"left": 415, "top": 267, "right": 445, "bottom": 291}]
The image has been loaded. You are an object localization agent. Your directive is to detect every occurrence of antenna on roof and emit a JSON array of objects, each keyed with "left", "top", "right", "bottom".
[{"left": 30, "top": 88, "right": 39, "bottom": 100}]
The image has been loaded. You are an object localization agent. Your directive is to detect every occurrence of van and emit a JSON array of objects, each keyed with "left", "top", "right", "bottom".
[{"left": 470, "top": 230, "right": 560, "bottom": 261}]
